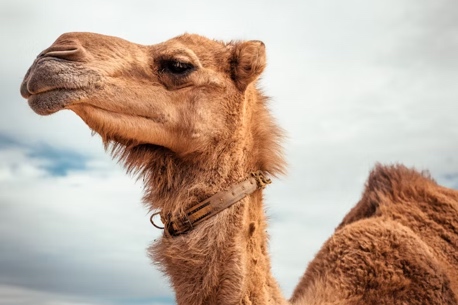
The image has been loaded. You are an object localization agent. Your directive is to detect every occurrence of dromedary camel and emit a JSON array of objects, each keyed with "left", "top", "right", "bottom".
[{"left": 21, "top": 32, "right": 458, "bottom": 305}]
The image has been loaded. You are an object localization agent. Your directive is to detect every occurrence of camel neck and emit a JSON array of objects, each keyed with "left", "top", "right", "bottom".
[
  {"left": 150, "top": 188, "right": 288, "bottom": 305},
  {"left": 137, "top": 87, "right": 287, "bottom": 304}
]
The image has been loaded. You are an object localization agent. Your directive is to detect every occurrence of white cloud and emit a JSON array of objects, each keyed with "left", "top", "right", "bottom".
[
  {"left": 0, "top": 148, "right": 47, "bottom": 181},
  {"left": 0, "top": 146, "right": 171, "bottom": 301},
  {"left": 0, "top": 284, "right": 105, "bottom": 305}
]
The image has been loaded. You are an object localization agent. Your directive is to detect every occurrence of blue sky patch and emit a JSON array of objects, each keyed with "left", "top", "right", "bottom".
[
  {"left": 0, "top": 133, "right": 19, "bottom": 148},
  {"left": 0, "top": 132, "right": 88, "bottom": 176},
  {"left": 442, "top": 173, "right": 458, "bottom": 190},
  {"left": 27, "top": 144, "right": 87, "bottom": 176}
]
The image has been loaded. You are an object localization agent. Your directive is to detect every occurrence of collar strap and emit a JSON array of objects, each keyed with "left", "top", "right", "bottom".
[{"left": 150, "top": 171, "right": 271, "bottom": 237}]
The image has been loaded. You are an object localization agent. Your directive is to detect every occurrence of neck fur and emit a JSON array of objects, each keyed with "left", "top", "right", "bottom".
[
  {"left": 152, "top": 191, "right": 287, "bottom": 305},
  {"left": 110, "top": 87, "right": 287, "bottom": 305}
]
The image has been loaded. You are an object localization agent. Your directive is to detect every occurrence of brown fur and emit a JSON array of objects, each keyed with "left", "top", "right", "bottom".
[
  {"left": 291, "top": 165, "right": 458, "bottom": 305},
  {"left": 21, "top": 33, "right": 458, "bottom": 305}
]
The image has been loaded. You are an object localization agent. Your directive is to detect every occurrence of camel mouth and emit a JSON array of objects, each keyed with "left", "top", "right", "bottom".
[
  {"left": 26, "top": 88, "right": 85, "bottom": 115},
  {"left": 21, "top": 58, "right": 99, "bottom": 115}
]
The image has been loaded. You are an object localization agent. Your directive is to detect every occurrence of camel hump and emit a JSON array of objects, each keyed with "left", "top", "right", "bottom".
[{"left": 336, "top": 164, "right": 437, "bottom": 230}]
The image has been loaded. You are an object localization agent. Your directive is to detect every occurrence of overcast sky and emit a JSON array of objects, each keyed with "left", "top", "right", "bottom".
[{"left": 1, "top": 0, "right": 457, "bottom": 304}]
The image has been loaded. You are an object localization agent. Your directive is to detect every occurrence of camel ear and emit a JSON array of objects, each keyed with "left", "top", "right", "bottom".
[{"left": 231, "top": 40, "right": 266, "bottom": 91}]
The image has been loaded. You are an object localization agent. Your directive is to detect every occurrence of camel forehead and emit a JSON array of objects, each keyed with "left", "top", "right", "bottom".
[
  {"left": 53, "top": 32, "right": 141, "bottom": 51},
  {"left": 53, "top": 32, "right": 227, "bottom": 50},
  {"left": 50, "top": 32, "right": 231, "bottom": 69}
]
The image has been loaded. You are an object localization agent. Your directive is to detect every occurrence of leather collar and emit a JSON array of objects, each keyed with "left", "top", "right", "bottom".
[{"left": 150, "top": 171, "right": 271, "bottom": 237}]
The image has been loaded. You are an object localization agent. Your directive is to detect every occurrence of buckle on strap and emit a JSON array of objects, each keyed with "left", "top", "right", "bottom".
[
  {"left": 166, "top": 213, "right": 194, "bottom": 236},
  {"left": 251, "top": 171, "right": 272, "bottom": 189},
  {"left": 151, "top": 212, "right": 194, "bottom": 237}
]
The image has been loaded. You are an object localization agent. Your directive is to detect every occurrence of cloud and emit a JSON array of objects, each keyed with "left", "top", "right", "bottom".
[
  {"left": 0, "top": 133, "right": 88, "bottom": 176},
  {"left": 0, "top": 144, "right": 173, "bottom": 303},
  {"left": 0, "top": 284, "right": 173, "bottom": 305},
  {"left": 27, "top": 146, "right": 87, "bottom": 176},
  {"left": 1, "top": 0, "right": 458, "bottom": 303},
  {"left": 0, "top": 284, "right": 99, "bottom": 305},
  {"left": 384, "top": 0, "right": 458, "bottom": 71}
]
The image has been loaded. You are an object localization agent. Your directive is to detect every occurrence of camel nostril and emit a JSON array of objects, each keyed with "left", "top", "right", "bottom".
[
  {"left": 45, "top": 48, "right": 78, "bottom": 57},
  {"left": 40, "top": 43, "right": 87, "bottom": 62}
]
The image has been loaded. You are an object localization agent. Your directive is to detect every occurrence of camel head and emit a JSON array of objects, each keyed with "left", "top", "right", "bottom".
[{"left": 20, "top": 32, "right": 269, "bottom": 158}]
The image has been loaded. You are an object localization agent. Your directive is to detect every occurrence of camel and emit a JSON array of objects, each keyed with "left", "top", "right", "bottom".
[{"left": 20, "top": 32, "right": 458, "bottom": 305}]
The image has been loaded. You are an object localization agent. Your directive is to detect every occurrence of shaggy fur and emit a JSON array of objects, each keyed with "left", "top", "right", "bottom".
[
  {"left": 21, "top": 32, "right": 458, "bottom": 305},
  {"left": 292, "top": 165, "right": 458, "bottom": 305}
]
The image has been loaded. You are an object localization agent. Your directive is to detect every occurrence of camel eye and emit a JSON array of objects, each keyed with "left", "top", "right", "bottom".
[{"left": 161, "top": 60, "right": 195, "bottom": 75}]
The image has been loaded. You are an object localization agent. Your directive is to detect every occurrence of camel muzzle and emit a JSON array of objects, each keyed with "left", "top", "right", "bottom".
[{"left": 20, "top": 35, "right": 99, "bottom": 116}]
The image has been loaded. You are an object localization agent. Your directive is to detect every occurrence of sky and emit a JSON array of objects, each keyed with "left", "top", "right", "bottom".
[{"left": 1, "top": 0, "right": 458, "bottom": 304}]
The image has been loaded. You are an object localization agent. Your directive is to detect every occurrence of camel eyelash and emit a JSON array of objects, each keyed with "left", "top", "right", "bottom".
[{"left": 159, "top": 59, "right": 195, "bottom": 75}]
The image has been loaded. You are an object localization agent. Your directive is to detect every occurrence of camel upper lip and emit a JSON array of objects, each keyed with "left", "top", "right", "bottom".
[
  {"left": 20, "top": 57, "right": 78, "bottom": 98},
  {"left": 20, "top": 81, "right": 32, "bottom": 99},
  {"left": 21, "top": 77, "right": 79, "bottom": 115},
  {"left": 20, "top": 80, "right": 69, "bottom": 99}
]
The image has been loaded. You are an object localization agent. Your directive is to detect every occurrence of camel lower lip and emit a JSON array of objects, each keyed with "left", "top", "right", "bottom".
[{"left": 27, "top": 89, "right": 83, "bottom": 115}]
